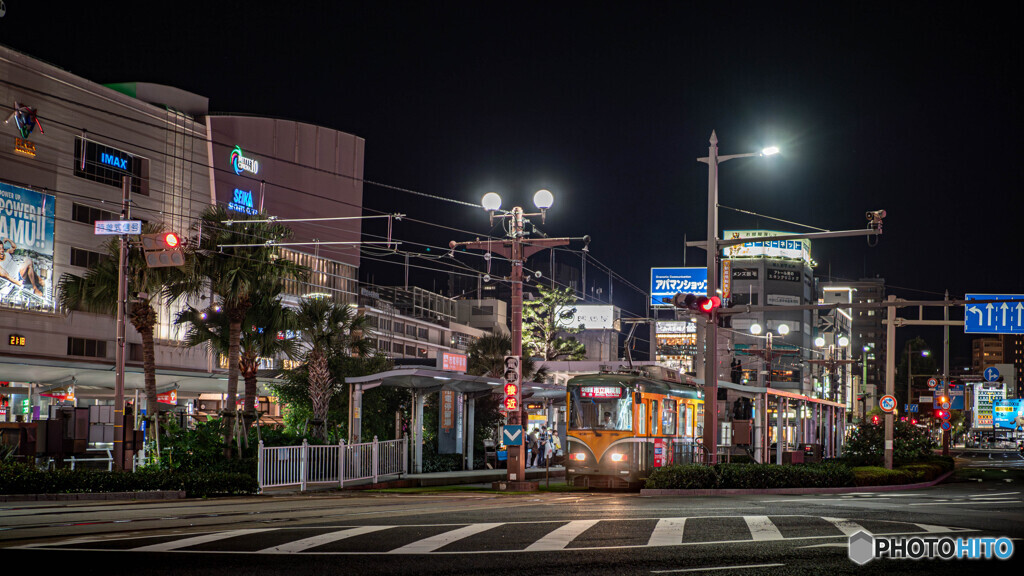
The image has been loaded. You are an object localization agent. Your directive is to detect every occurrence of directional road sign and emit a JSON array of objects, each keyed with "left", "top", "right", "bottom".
[
  {"left": 984, "top": 366, "right": 1000, "bottom": 382},
  {"left": 502, "top": 425, "right": 523, "bottom": 446},
  {"left": 904, "top": 404, "right": 919, "bottom": 413},
  {"left": 965, "top": 294, "right": 1024, "bottom": 334},
  {"left": 94, "top": 220, "right": 141, "bottom": 235},
  {"left": 879, "top": 395, "right": 897, "bottom": 413}
]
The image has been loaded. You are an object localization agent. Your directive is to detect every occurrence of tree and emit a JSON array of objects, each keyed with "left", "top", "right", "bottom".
[
  {"left": 165, "top": 206, "right": 307, "bottom": 457},
  {"left": 59, "top": 222, "right": 177, "bottom": 424},
  {"left": 522, "top": 284, "right": 586, "bottom": 361},
  {"left": 175, "top": 284, "right": 299, "bottom": 432},
  {"left": 294, "top": 297, "right": 372, "bottom": 441}
]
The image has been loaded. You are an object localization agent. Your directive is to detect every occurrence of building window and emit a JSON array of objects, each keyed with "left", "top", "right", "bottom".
[
  {"left": 406, "top": 324, "right": 417, "bottom": 337},
  {"left": 70, "top": 247, "right": 107, "bottom": 268},
  {"left": 129, "top": 343, "right": 143, "bottom": 362},
  {"left": 393, "top": 342, "right": 404, "bottom": 354},
  {"left": 68, "top": 337, "right": 107, "bottom": 358},
  {"left": 418, "top": 327, "right": 429, "bottom": 339},
  {"left": 72, "top": 203, "right": 118, "bottom": 225},
  {"left": 406, "top": 345, "right": 417, "bottom": 356}
]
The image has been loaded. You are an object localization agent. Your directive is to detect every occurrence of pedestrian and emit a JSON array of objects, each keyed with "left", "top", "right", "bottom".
[
  {"left": 536, "top": 425, "right": 548, "bottom": 467},
  {"left": 527, "top": 428, "right": 540, "bottom": 467},
  {"left": 549, "top": 430, "right": 561, "bottom": 465}
]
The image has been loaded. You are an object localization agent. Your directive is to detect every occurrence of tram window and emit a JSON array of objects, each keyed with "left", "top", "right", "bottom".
[
  {"left": 663, "top": 399, "right": 677, "bottom": 435},
  {"left": 568, "top": 385, "right": 634, "bottom": 431},
  {"left": 651, "top": 400, "right": 659, "bottom": 436},
  {"left": 637, "top": 403, "right": 646, "bottom": 435}
]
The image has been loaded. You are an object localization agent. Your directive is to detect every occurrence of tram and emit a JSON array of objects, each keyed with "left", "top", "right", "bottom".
[{"left": 565, "top": 366, "right": 704, "bottom": 488}]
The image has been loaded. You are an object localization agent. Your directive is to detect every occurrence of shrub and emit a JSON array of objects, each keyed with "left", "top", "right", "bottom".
[
  {"left": 0, "top": 462, "right": 257, "bottom": 498},
  {"left": 645, "top": 464, "right": 719, "bottom": 489},
  {"left": 843, "top": 420, "right": 937, "bottom": 466}
]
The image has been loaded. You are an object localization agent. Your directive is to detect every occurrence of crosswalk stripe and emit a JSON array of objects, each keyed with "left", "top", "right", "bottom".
[
  {"left": 525, "top": 520, "right": 600, "bottom": 551},
  {"left": 742, "top": 516, "right": 784, "bottom": 541},
  {"left": 132, "top": 529, "right": 274, "bottom": 551},
  {"left": 914, "top": 522, "right": 959, "bottom": 533},
  {"left": 389, "top": 523, "right": 503, "bottom": 554},
  {"left": 648, "top": 518, "right": 687, "bottom": 547},
  {"left": 258, "top": 525, "right": 392, "bottom": 553},
  {"left": 821, "top": 517, "right": 867, "bottom": 536}
]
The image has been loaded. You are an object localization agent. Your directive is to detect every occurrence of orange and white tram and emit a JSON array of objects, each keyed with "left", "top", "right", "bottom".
[{"left": 565, "top": 370, "right": 705, "bottom": 489}]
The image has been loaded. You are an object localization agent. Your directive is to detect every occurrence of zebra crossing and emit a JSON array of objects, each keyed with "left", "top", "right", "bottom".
[{"left": 16, "top": 515, "right": 976, "bottom": 555}]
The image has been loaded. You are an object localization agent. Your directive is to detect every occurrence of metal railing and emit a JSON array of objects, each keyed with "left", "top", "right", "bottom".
[{"left": 257, "top": 436, "right": 408, "bottom": 493}]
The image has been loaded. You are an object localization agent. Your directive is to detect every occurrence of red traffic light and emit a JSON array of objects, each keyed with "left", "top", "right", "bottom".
[
  {"left": 163, "top": 232, "right": 180, "bottom": 248},
  {"left": 871, "top": 415, "right": 880, "bottom": 425},
  {"left": 700, "top": 295, "right": 722, "bottom": 314}
]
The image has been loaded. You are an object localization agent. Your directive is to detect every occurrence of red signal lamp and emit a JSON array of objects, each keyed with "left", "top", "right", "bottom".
[
  {"left": 871, "top": 415, "right": 880, "bottom": 425},
  {"left": 163, "top": 232, "right": 180, "bottom": 248},
  {"left": 700, "top": 295, "right": 722, "bottom": 314}
]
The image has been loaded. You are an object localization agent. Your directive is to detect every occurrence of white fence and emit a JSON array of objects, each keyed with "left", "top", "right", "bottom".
[{"left": 257, "top": 437, "right": 408, "bottom": 493}]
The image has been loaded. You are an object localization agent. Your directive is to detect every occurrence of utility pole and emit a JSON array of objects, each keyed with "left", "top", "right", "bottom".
[
  {"left": 943, "top": 290, "right": 951, "bottom": 457},
  {"left": 453, "top": 192, "right": 583, "bottom": 490},
  {"left": 113, "top": 175, "right": 131, "bottom": 471}
]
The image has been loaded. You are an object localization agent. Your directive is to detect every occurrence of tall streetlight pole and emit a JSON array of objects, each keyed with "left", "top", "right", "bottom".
[
  {"left": 906, "top": 341, "right": 930, "bottom": 414},
  {"left": 698, "top": 131, "right": 779, "bottom": 463},
  {"left": 452, "top": 190, "right": 582, "bottom": 489}
]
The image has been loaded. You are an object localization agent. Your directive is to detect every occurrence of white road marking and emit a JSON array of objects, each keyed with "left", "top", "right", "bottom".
[
  {"left": 648, "top": 518, "right": 686, "bottom": 546},
  {"left": 907, "top": 500, "right": 1022, "bottom": 506},
  {"left": 258, "top": 525, "right": 392, "bottom": 553},
  {"left": 389, "top": 523, "right": 502, "bottom": 554},
  {"left": 821, "top": 517, "right": 867, "bottom": 536},
  {"left": 133, "top": 529, "right": 274, "bottom": 551},
  {"left": 743, "top": 516, "right": 784, "bottom": 541},
  {"left": 652, "top": 563, "right": 785, "bottom": 573},
  {"left": 524, "top": 520, "right": 600, "bottom": 551}
]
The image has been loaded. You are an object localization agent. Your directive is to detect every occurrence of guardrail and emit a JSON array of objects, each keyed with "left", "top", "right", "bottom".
[{"left": 257, "top": 436, "right": 408, "bottom": 493}]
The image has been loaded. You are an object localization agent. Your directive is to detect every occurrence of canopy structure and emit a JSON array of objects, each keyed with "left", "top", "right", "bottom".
[{"left": 345, "top": 366, "right": 565, "bottom": 473}]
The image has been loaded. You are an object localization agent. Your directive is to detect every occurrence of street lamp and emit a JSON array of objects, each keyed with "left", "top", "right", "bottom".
[
  {"left": 906, "top": 342, "right": 930, "bottom": 412},
  {"left": 698, "top": 132, "right": 778, "bottom": 463},
  {"left": 452, "top": 190, "right": 579, "bottom": 489}
]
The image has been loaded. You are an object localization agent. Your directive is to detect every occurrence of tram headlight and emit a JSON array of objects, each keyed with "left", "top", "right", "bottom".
[
  {"left": 570, "top": 452, "right": 587, "bottom": 461},
  {"left": 610, "top": 453, "right": 627, "bottom": 462}
]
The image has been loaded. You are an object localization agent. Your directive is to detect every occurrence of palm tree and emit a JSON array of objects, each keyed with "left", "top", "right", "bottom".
[
  {"left": 176, "top": 285, "right": 299, "bottom": 432},
  {"left": 294, "top": 297, "right": 371, "bottom": 441},
  {"left": 58, "top": 222, "right": 176, "bottom": 422},
  {"left": 165, "top": 206, "right": 307, "bottom": 456}
]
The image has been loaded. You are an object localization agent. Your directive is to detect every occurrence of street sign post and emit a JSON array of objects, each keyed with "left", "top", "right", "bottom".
[
  {"left": 965, "top": 294, "right": 1024, "bottom": 334},
  {"left": 879, "top": 395, "right": 897, "bottom": 413}
]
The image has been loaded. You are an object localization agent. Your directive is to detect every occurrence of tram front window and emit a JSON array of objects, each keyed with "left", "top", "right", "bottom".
[{"left": 569, "top": 384, "right": 633, "bottom": 431}]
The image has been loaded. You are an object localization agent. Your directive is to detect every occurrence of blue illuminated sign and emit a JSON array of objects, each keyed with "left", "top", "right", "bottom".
[
  {"left": 650, "top": 267, "right": 708, "bottom": 307},
  {"left": 228, "top": 188, "right": 258, "bottom": 215},
  {"left": 993, "top": 399, "right": 1023, "bottom": 430},
  {"left": 100, "top": 151, "right": 129, "bottom": 171}
]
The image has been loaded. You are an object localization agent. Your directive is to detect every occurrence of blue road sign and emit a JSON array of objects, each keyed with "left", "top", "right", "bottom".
[
  {"left": 985, "top": 366, "right": 1000, "bottom": 382},
  {"left": 965, "top": 294, "right": 1024, "bottom": 334},
  {"left": 650, "top": 267, "right": 708, "bottom": 307},
  {"left": 904, "top": 404, "right": 919, "bottom": 413},
  {"left": 502, "top": 425, "right": 523, "bottom": 446},
  {"left": 941, "top": 421, "right": 951, "bottom": 431}
]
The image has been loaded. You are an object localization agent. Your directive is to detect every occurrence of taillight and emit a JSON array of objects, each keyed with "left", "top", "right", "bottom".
[{"left": 610, "top": 453, "right": 627, "bottom": 462}]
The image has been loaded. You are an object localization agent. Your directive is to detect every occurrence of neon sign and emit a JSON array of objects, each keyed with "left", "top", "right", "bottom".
[
  {"left": 5, "top": 102, "right": 44, "bottom": 139},
  {"left": 230, "top": 145, "right": 259, "bottom": 175},
  {"left": 100, "top": 152, "right": 129, "bottom": 170},
  {"left": 228, "top": 188, "right": 258, "bottom": 215}
]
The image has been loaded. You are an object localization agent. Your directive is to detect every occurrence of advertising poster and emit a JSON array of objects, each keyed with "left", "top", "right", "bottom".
[
  {"left": 972, "top": 383, "right": 1006, "bottom": 428},
  {"left": 993, "top": 399, "right": 1024, "bottom": 431},
  {"left": 650, "top": 267, "right": 708, "bottom": 307},
  {"left": 437, "top": 389, "right": 464, "bottom": 454},
  {"left": 0, "top": 182, "right": 55, "bottom": 309}
]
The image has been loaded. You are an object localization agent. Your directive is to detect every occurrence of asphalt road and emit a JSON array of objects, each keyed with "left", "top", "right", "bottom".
[{"left": 2, "top": 452, "right": 1022, "bottom": 575}]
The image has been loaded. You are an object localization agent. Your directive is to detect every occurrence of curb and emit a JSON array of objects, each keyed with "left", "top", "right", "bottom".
[
  {"left": 0, "top": 490, "right": 187, "bottom": 502},
  {"left": 639, "top": 470, "right": 954, "bottom": 496}
]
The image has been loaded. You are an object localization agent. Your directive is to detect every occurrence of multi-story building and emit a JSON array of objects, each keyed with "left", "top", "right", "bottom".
[
  {"left": 972, "top": 337, "right": 1004, "bottom": 373},
  {"left": 0, "top": 47, "right": 368, "bottom": 423}
]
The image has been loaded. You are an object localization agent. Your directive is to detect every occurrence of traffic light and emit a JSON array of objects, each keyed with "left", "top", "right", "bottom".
[
  {"left": 670, "top": 293, "right": 721, "bottom": 316},
  {"left": 140, "top": 232, "right": 185, "bottom": 268},
  {"left": 871, "top": 415, "right": 880, "bottom": 425},
  {"left": 934, "top": 409, "right": 950, "bottom": 420}
]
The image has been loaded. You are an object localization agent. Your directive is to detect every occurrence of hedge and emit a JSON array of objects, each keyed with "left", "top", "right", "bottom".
[
  {"left": 853, "top": 457, "right": 953, "bottom": 487},
  {"left": 0, "top": 463, "right": 258, "bottom": 497},
  {"left": 644, "top": 462, "right": 855, "bottom": 490}
]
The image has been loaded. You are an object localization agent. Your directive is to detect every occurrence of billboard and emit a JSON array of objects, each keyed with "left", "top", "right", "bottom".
[
  {"left": 993, "top": 399, "right": 1024, "bottom": 430},
  {"left": 722, "top": 230, "right": 812, "bottom": 265},
  {"left": 556, "top": 304, "right": 615, "bottom": 330},
  {"left": 0, "top": 182, "right": 56, "bottom": 309},
  {"left": 972, "top": 383, "right": 1006, "bottom": 428},
  {"left": 651, "top": 267, "right": 708, "bottom": 307}
]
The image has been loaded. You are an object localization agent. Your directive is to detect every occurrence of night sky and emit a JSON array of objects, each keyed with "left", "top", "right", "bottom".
[{"left": 3, "top": 2, "right": 1022, "bottom": 363}]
